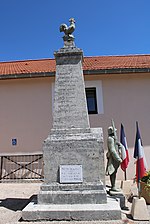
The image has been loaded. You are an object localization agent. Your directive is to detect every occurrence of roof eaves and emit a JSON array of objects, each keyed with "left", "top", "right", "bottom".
[
  {"left": 83, "top": 67, "right": 150, "bottom": 75},
  {"left": 0, "top": 71, "right": 55, "bottom": 80},
  {"left": 0, "top": 67, "right": 150, "bottom": 80}
]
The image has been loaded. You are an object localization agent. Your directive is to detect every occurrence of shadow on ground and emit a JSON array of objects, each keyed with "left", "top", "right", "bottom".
[{"left": 0, "top": 195, "right": 37, "bottom": 211}]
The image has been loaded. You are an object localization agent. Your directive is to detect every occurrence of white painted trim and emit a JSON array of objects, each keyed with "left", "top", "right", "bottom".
[{"left": 85, "top": 80, "right": 104, "bottom": 114}]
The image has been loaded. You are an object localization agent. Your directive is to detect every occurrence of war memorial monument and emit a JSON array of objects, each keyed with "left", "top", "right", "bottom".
[{"left": 22, "top": 18, "right": 121, "bottom": 221}]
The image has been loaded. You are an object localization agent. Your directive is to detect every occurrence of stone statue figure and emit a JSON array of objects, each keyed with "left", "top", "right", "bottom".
[
  {"left": 105, "top": 125, "right": 123, "bottom": 191},
  {"left": 60, "top": 18, "right": 75, "bottom": 42}
]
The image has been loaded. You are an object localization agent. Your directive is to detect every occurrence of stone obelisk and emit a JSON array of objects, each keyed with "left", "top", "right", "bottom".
[{"left": 22, "top": 18, "right": 121, "bottom": 221}]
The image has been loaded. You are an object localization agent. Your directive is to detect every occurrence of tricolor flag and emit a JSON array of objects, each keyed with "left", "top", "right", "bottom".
[
  {"left": 134, "top": 121, "right": 147, "bottom": 182},
  {"left": 120, "top": 123, "right": 129, "bottom": 171}
]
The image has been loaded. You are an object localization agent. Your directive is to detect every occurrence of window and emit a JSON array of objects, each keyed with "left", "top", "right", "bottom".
[
  {"left": 85, "top": 80, "right": 104, "bottom": 114},
  {"left": 86, "top": 88, "right": 98, "bottom": 114}
]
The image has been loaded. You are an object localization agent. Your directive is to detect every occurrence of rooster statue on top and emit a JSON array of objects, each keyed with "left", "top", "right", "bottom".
[{"left": 60, "top": 18, "right": 75, "bottom": 42}]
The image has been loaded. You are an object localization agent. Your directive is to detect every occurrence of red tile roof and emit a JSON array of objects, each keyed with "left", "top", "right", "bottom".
[
  {"left": 83, "top": 55, "right": 150, "bottom": 71},
  {"left": 0, "top": 59, "right": 56, "bottom": 75},
  {"left": 0, "top": 55, "right": 150, "bottom": 77}
]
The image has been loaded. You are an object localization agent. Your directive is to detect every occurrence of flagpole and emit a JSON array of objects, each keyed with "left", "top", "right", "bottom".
[
  {"left": 124, "top": 170, "right": 127, "bottom": 181},
  {"left": 137, "top": 158, "right": 141, "bottom": 199},
  {"left": 136, "top": 121, "right": 141, "bottom": 199}
]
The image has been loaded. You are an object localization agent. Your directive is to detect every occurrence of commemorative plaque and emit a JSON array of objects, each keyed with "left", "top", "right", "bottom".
[{"left": 60, "top": 165, "right": 83, "bottom": 183}]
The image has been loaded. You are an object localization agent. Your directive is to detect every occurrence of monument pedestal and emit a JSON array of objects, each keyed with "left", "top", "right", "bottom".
[
  {"left": 22, "top": 197, "right": 121, "bottom": 221},
  {"left": 22, "top": 128, "right": 121, "bottom": 221},
  {"left": 40, "top": 127, "right": 106, "bottom": 203},
  {"left": 38, "top": 182, "right": 107, "bottom": 205},
  {"left": 22, "top": 24, "right": 121, "bottom": 221}
]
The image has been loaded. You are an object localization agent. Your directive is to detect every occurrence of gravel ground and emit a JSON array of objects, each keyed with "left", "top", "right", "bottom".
[{"left": 0, "top": 182, "right": 149, "bottom": 224}]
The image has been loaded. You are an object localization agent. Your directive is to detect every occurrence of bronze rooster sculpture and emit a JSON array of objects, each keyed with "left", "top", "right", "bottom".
[{"left": 60, "top": 18, "right": 75, "bottom": 41}]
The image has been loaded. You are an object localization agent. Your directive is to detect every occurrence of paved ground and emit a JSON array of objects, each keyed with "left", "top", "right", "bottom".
[{"left": 0, "top": 182, "right": 149, "bottom": 224}]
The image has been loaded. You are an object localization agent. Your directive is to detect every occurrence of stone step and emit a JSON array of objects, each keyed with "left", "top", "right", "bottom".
[
  {"left": 40, "top": 182, "right": 105, "bottom": 191},
  {"left": 38, "top": 189, "right": 107, "bottom": 204},
  {"left": 22, "top": 197, "right": 121, "bottom": 221}
]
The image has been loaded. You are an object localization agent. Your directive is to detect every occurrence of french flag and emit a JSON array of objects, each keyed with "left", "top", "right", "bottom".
[
  {"left": 120, "top": 123, "right": 129, "bottom": 171},
  {"left": 134, "top": 121, "right": 147, "bottom": 181}
]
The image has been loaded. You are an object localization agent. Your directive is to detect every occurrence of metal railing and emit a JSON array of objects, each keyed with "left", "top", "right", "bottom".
[{"left": 0, "top": 153, "right": 44, "bottom": 182}]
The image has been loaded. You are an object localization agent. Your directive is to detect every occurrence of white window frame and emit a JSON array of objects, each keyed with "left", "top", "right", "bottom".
[{"left": 85, "top": 80, "right": 104, "bottom": 114}]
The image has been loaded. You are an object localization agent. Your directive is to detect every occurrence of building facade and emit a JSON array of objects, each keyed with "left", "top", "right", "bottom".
[{"left": 0, "top": 55, "right": 150, "bottom": 180}]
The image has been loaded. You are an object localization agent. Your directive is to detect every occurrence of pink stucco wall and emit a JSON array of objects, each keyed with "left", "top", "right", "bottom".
[
  {"left": 0, "top": 77, "right": 53, "bottom": 153},
  {"left": 0, "top": 72, "right": 150, "bottom": 180}
]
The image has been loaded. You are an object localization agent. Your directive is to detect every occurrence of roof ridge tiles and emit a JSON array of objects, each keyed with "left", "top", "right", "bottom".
[
  {"left": 84, "top": 54, "right": 150, "bottom": 58},
  {"left": 0, "top": 58, "right": 54, "bottom": 64}
]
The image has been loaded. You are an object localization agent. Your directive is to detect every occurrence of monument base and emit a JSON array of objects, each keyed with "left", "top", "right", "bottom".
[
  {"left": 38, "top": 182, "right": 107, "bottom": 204},
  {"left": 22, "top": 196, "right": 121, "bottom": 221}
]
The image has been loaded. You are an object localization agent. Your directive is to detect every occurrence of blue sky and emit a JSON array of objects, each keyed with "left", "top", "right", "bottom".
[{"left": 0, "top": 0, "right": 150, "bottom": 61}]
